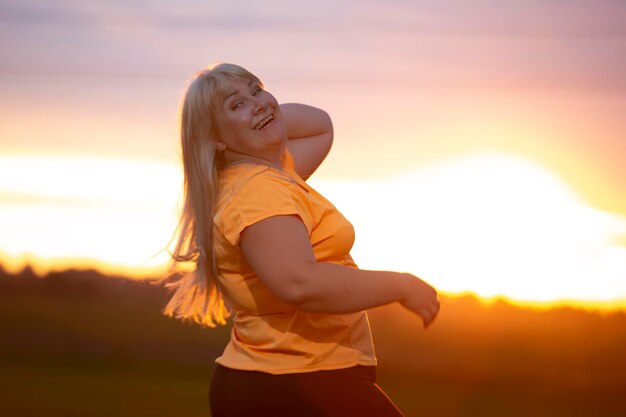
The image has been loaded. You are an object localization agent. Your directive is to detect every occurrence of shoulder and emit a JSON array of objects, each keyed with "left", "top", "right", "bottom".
[
  {"left": 215, "top": 166, "right": 314, "bottom": 247},
  {"left": 218, "top": 164, "right": 310, "bottom": 217},
  {"left": 218, "top": 148, "right": 296, "bottom": 195},
  {"left": 235, "top": 166, "right": 300, "bottom": 199}
]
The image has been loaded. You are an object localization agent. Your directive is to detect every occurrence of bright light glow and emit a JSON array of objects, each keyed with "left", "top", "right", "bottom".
[
  {"left": 1, "top": 153, "right": 625, "bottom": 309},
  {"left": 310, "top": 153, "right": 626, "bottom": 307},
  {"left": 0, "top": 156, "right": 182, "bottom": 278}
]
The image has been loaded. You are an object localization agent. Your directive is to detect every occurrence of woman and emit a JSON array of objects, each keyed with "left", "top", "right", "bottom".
[{"left": 158, "top": 62, "right": 440, "bottom": 417}]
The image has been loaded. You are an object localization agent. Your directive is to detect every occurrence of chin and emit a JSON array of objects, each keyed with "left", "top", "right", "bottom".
[{"left": 268, "top": 124, "right": 288, "bottom": 145}]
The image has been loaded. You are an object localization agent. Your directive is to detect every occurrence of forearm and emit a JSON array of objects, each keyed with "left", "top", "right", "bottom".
[
  {"left": 280, "top": 103, "right": 333, "bottom": 180},
  {"left": 280, "top": 103, "right": 332, "bottom": 140},
  {"left": 293, "top": 262, "right": 412, "bottom": 314}
]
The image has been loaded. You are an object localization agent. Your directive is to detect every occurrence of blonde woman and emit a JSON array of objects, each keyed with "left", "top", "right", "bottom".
[{"left": 159, "top": 62, "right": 440, "bottom": 417}]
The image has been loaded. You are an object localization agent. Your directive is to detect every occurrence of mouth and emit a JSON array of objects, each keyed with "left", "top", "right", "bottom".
[{"left": 253, "top": 113, "right": 275, "bottom": 130}]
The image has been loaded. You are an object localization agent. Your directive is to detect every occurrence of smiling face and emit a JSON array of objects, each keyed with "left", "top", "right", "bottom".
[{"left": 215, "top": 76, "right": 287, "bottom": 165}]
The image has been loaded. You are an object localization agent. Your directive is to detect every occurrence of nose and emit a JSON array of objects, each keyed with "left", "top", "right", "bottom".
[{"left": 253, "top": 96, "right": 267, "bottom": 114}]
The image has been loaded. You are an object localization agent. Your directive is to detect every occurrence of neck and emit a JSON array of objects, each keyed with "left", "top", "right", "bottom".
[{"left": 222, "top": 147, "right": 283, "bottom": 170}]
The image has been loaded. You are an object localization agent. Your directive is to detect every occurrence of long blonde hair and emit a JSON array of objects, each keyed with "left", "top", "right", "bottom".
[{"left": 153, "top": 62, "right": 262, "bottom": 327}]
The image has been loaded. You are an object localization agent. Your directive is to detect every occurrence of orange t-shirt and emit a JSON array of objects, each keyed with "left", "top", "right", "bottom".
[{"left": 212, "top": 148, "right": 377, "bottom": 375}]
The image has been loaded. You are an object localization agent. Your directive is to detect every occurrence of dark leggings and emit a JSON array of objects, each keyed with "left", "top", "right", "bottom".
[{"left": 209, "top": 363, "right": 404, "bottom": 417}]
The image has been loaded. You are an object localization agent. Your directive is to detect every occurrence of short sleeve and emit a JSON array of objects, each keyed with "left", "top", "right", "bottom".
[{"left": 220, "top": 172, "right": 314, "bottom": 248}]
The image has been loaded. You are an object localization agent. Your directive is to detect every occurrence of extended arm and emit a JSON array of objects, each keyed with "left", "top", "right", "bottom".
[
  {"left": 240, "top": 215, "right": 440, "bottom": 328},
  {"left": 280, "top": 103, "right": 333, "bottom": 181}
]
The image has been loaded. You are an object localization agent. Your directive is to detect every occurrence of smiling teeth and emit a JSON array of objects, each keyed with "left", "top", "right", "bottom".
[{"left": 255, "top": 114, "right": 273, "bottom": 130}]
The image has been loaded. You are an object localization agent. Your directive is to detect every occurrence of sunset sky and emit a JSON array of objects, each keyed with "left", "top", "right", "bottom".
[{"left": 1, "top": 0, "right": 625, "bottom": 309}]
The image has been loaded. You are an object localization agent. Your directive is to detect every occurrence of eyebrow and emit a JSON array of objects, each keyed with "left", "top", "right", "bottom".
[{"left": 222, "top": 80, "right": 257, "bottom": 104}]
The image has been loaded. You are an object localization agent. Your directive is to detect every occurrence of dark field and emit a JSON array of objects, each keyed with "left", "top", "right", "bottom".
[{"left": 1, "top": 266, "right": 625, "bottom": 417}]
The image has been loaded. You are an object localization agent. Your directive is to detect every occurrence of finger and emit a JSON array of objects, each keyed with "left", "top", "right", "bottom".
[
  {"left": 431, "top": 292, "right": 440, "bottom": 306},
  {"left": 419, "top": 308, "right": 434, "bottom": 329},
  {"left": 423, "top": 304, "right": 440, "bottom": 328},
  {"left": 428, "top": 303, "right": 440, "bottom": 316},
  {"left": 430, "top": 308, "right": 440, "bottom": 323}
]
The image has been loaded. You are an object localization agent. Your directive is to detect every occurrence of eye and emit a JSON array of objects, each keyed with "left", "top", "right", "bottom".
[
  {"left": 231, "top": 101, "right": 243, "bottom": 110},
  {"left": 252, "top": 86, "right": 262, "bottom": 96}
]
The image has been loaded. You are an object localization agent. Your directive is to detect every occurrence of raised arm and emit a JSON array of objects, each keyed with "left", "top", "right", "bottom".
[
  {"left": 280, "top": 103, "right": 333, "bottom": 181},
  {"left": 240, "top": 215, "right": 440, "bottom": 328}
]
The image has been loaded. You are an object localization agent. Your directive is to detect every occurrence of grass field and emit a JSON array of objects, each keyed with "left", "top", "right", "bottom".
[{"left": 1, "top": 266, "right": 625, "bottom": 416}]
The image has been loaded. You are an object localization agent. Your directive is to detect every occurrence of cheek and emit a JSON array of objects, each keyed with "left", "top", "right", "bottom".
[
  {"left": 234, "top": 113, "right": 252, "bottom": 127},
  {"left": 221, "top": 114, "right": 249, "bottom": 135}
]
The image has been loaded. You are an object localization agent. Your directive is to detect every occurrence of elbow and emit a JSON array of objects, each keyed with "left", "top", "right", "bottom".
[
  {"left": 278, "top": 264, "right": 316, "bottom": 307},
  {"left": 319, "top": 112, "right": 334, "bottom": 159},
  {"left": 283, "top": 286, "right": 308, "bottom": 308},
  {"left": 321, "top": 108, "right": 332, "bottom": 126},
  {"left": 322, "top": 110, "right": 334, "bottom": 140}
]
